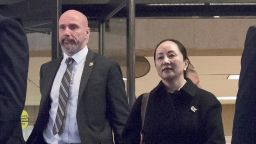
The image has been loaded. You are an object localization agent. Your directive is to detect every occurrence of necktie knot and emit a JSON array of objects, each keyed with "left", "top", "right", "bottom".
[{"left": 65, "top": 57, "right": 74, "bottom": 66}]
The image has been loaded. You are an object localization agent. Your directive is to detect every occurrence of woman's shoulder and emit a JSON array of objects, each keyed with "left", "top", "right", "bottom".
[
  {"left": 184, "top": 80, "right": 220, "bottom": 106},
  {"left": 195, "top": 87, "right": 221, "bottom": 107}
]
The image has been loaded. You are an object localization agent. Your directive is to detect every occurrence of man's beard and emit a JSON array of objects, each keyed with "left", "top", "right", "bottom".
[{"left": 61, "top": 38, "right": 80, "bottom": 55}]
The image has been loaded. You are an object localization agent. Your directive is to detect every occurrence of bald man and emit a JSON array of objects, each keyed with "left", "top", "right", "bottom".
[{"left": 27, "top": 10, "right": 129, "bottom": 144}]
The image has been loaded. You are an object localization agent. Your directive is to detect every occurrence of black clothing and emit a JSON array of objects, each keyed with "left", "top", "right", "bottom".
[
  {"left": 123, "top": 79, "right": 225, "bottom": 144},
  {"left": 0, "top": 15, "right": 29, "bottom": 144},
  {"left": 27, "top": 50, "right": 129, "bottom": 144},
  {"left": 232, "top": 26, "right": 256, "bottom": 144}
]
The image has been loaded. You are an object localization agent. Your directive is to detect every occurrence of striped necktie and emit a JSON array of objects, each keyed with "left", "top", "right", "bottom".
[{"left": 53, "top": 57, "right": 74, "bottom": 135}]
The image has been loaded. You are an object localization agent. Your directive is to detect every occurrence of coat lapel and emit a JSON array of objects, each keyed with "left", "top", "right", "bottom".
[
  {"left": 43, "top": 58, "right": 62, "bottom": 100},
  {"left": 38, "top": 58, "right": 62, "bottom": 131},
  {"left": 78, "top": 50, "right": 95, "bottom": 102}
]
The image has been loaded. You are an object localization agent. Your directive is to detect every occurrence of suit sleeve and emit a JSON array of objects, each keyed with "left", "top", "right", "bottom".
[
  {"left": 106, "top": 62, "right": 130, "bottom": 144},
  {"left": 122, "top": 95, "right": 143, "bottom": 144},
  {"left": 232, "top": 26, "right": 256, "bottom": 144},
  {"left": 0, "top": 17, "right": 29, "bottom": 142},
  {"left": 26, "top": 64, "right": 49, "bottom": 144}
]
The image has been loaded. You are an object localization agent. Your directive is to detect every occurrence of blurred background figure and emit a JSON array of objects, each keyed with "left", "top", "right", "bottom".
[
  {"left": 0, "top": 15, "right": 29, "bottom": 143},
  {"left": 185, "top": 63, "right": 201, "bottom": 87},
  {"left": 232, "top": 26, "right": 256, "bottom": 144}
]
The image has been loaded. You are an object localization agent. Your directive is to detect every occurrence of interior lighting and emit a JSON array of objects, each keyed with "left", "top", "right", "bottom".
[
  {"left": 147, "top": 3, "right": 204, "bottom": 6},
  {"left": 217, "top": 96, "right": 236, "bottom": 100},
  {"left": 227, "top": 75, "right": 239, "bottom": 80}
]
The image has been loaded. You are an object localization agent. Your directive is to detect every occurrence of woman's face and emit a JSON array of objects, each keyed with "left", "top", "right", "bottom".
[{"left": 155, "top": 41, "right": 188, "bottom": 81}]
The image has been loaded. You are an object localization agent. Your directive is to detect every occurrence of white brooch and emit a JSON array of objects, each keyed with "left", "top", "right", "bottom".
[
  {"left": 191, "top": 106, "right": 197, "bottom": 112},
  {"left": 89, "top": 62, "right": 94, "bottom": 67}
]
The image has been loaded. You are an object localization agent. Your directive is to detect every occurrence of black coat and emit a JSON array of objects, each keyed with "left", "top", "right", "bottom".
[
  {"left": 123, "top": 80, "right": 225, "bottom": 144},
  {"left": 0, "top": 15, "right": 29, "bottom": 143},
  {"left": 232, "top": 26, "right": 256, "bottom": 144},
  {"left": 27, "top": 50, "right": 130, "bottom": 144}
]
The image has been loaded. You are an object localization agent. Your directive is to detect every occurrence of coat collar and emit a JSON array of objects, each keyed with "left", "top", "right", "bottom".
[
  {"left": 182, "top": 78, "right": 197, "bottom": 97},
  {"left": 151, "top": 78, "right": 197, "bottom": 98},
  {"left": 43, "top": 58, "right": 62, "bottom": 99}
]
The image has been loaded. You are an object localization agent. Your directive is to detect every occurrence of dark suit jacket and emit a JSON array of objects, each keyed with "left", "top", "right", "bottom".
[
  {"left": 0, "top": 15, "right": 29, "bottom": 143},
  {"left": 123, "top": 80, "right": 225, "bottom": 144},
  {"left": 232, "top": 26, "right": 256, "bottom": 144},
  {"left": 27, "top": 50, "right": 130, "bottom": 144}
]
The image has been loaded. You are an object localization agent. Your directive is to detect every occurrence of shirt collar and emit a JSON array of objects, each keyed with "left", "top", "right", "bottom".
[{"left": 63, "top": 46, "right": 88, "bottom": 64}]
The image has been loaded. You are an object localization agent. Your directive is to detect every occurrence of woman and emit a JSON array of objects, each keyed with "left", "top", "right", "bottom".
[{"left": 123, "top": 39, "right": 225, "bottom": 144}]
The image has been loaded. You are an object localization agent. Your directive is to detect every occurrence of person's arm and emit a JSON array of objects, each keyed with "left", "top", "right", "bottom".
[
  {"left": 0, "top": 17, "right": 29, "bottom": 142},
  {"left": 232, "top": 26, "right": 256, "bottom": 144},
  {"left": 26, "top": 63, "right": 49, "bottom": 144},
  {"left": 106, "top": 62, "right": 130, "bottom": 144},
  {"left": 122, "top": 95, "right": 143, "bottom": 144},
  {"left": 202, "top": 99, "right": 225, "bottom": 144}
]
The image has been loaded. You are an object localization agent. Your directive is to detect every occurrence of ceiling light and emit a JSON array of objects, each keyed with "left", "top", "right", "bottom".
[
  {"left": 147, "top": 3, "right": 204, "bottom": 6},
  {"left": 227, "top": 74, "right": 239, "bottom": 80},
  {"left": 210, "top": 3, "right": 256, "bottom": 5},
  {"left": 217, "top": 96, "right": 237, "bottom": 104},
  {"left": 217, "top": 96, "right": 236, "bottom": 100},
  {"left": 213, "top": 16, "right": 220, "bottom": 18}
]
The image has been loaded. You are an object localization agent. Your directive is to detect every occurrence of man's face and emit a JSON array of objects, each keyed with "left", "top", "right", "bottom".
[{"left": 59, "top": 11, "right": 90, "bottom": 56}]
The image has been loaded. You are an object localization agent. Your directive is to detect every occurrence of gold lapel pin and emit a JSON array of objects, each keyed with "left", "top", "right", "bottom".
[
  {"left": 191, "top": 106, "right": 197, "bottom": 112},
  {"left": 89, "top": 62, "right": 94, "bottom": 67}
]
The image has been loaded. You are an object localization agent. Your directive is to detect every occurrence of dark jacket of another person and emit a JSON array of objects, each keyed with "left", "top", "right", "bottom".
[
  {"left": 0, "top": 15, "right": 29, "bottom": 144},
  {"left": 232, "top": 26, "right": 256, "bottom": 144}
]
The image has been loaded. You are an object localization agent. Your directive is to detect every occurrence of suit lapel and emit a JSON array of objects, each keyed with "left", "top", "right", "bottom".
[
  {"left": 78, "top": 50, "right": 95, "bottom": 102},
  {"left": 43, "top": 58, "right": 62, "bottom": 100},
  {"left": 37, "top": 58, "right": 62, "bottom": 131}
]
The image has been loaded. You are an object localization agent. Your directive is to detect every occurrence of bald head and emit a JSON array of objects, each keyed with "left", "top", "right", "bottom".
[
  {"left": 58, "top": 10, "right": 90, "bottom": 56},
  {"left": 59, "top": 10, "right": 89, "bottom": 27}
]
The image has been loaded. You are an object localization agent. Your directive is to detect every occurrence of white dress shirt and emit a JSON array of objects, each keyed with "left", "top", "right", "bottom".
[{"left": 43, "top": 47, "right": 88, "bottom": 144}]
